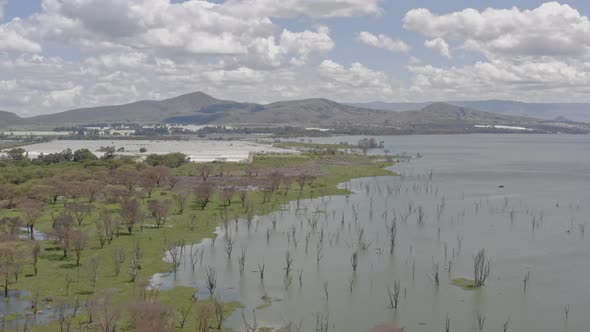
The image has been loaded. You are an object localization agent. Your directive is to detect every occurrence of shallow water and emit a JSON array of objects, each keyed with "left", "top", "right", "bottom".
[{"left": 154, "top": 134, "right": 590, "bottom": 332}]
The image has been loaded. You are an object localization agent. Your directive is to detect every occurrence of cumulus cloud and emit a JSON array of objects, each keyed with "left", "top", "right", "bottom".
[
  {"left": 357, "top": 31, "right": 409, "bottom": 53},
  {"left": 403, "top": 2, "right": 590, "bottom": 59},
  {"left": 280, "top": 26, "right": 335, "bottom": 64},
  {"left": 0, "top": 0, "right": 360, "bottom": 115},
  {"left": 400, "top": 2, "right": 590, "bottom": 102},
  {"left": 223, "top": 0, "right": 381, "bottom": 18},
  {"left": 407, "top": 59, "right": 590, "bottom": 101},
  {"left": 317, "top": 60, "right": 395, "bottom": 100},
  {"left": 424, "top": 38, "right": 450, "bottom": 58},
  {"left": 0, "top": 18, "right": 43, "bottom": 53}
]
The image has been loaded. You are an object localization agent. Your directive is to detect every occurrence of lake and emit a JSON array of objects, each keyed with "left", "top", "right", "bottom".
[{"left": 152, "top": 134, "right": 590, "bottom": 332}]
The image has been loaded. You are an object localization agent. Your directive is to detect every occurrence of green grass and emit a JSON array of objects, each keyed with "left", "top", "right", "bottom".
[
  {"left": 273, "top": 141, "right": 355, "bottom": 150},
  {"left": 1, "top": 152, "right": 397, "bottom": 331},
  {"left": 450, "top": 277, "right": 478, "bottom": 290}
]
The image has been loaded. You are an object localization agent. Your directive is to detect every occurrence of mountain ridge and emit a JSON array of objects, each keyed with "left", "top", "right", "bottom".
[
  {"left": 350, "top": 100, "right": 590, "bottom": 123},
  {"left": 0, "top": 92, "right": 587, "bottom": 134}
]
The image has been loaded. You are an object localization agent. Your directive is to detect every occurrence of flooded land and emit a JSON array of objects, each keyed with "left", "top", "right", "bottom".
[
  {"left": 153, "top": 134, "right": 590, "bottom": 332},
  {"left": 1, "top": 134, "right": 589, "bottom": 332}
]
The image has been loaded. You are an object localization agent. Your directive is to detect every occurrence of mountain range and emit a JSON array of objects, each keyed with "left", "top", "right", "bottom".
[
  {"left": 0, "top": 92, "right": 588, "bottom": 134},
  {"left": 350, "top": 100, "right": 590, "bottom": 123}
]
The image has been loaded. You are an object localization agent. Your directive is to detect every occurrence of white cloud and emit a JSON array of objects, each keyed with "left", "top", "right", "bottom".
[
  {"left": 424, "top": 38, "right": 451, "bottom": 58},
  {"left": 357, "top": 31, "right": 409, "bottom": 53},
  {"left": 407, "top": 59, "right": 590, "bottom": 101},
  {"left": 399, "top": 2, "right": 590, "bottom": 102},
  {"left": 280, "top": 26, "right": 335, "bottom": 65},
  {"left": 408, "top": 56, "right": 422, "bottom": 64},
  {"left": 0, "top": 19, "right": 42, "bottom": 53},
  {"left": 317, "top": 60, "right": 395, "bottom": 101},
  {"left": 403, "top": 2, "right": 590, "bottom": 59},
  {"left": 223, "top": 0, "right": 381, "bottom": 18},
  {"left": 42, "top": 86, "right": 83, "bottom": 108}
]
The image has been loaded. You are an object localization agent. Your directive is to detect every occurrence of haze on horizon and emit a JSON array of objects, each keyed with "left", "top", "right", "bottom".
[{"left": 2, "top": 0, "right": 590, "bottom": 116}]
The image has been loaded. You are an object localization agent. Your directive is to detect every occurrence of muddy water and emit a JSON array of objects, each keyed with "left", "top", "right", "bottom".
[{"left": 153, "top": 134, "right": 590, "bottom": 332}]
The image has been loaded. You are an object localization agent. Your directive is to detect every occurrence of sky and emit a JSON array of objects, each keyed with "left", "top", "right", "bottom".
[{"left": 2, "top": 0, "right": 590, "bottom": 116}]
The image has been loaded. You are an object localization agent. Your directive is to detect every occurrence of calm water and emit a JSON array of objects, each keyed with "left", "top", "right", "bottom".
[{"left": 153, "top": 134, "right": 590, "bottom": 332}]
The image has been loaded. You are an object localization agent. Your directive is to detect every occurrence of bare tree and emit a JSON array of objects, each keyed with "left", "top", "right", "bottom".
[
  {"left": 431, "top": 261, "right": 440, "bottom": 287},
  {"left": 198, "top": 164, "right": 212, "bottom": 182},
  {"left": 165, "top": 240, "right": 184, "bottom": 273},
  {"left": 148, "top": 199, "right": 171, "bottom": 227},
  {"left": 96, "top": 211, "right": 118, "bottom": 248},
  {"left": 0, "top": 248, "right": 16, "bottom": 297},
  {"left": 258, "top": 264, "right": 265, "bottom": 280},
  {"left": 224, "top": 233, "right": 236, "bottom": 259},
  {"left": 242, "top": 309, "right": 258, "bottom": 332},
  {"left": 476, "top": 312, "right": 486, "bottom": 331},
  {"left": 71, "top": 230, "right": 88, "bottom": 267},
  {"left": 417, "top": 205, "right": 425, "bottom": 225},
  {"left": 20, "top": 199, "right": 44, "bottom": 240},
  {"left": 387, "top": 281, "right": 400, "bottom": 309},
  {"left": 66, "top": 202, "right": 92, "bottom": 226},
  {"left": 176, "top": 298, "right": 195, "bottom": 329},
  {"left": 50, "top": 212, "right": 75, "bottom": 258},
  {"left": 0, "top": 216, "right": 21, "bottom": 240},
  {"left": 121, "top": 199, "right": 144, "bottom": 234},
  {"left": 221, "top": 186, "right": 236, "bottom": 206},
  {"left": 351, "top": 251, "right": 359, "bottom": 272},
  {"left": 239, "top": 189, "right": 248, "bottom": 208},
  {"left": 172, "top": 189, "right": 189, "bottom": 214},
  {"left": 284, "top": 251, "right": 294, "bottom": 277},
  {"left": 195, "top": 302, "right": 214, "bottom": 332},
  {"left": 166, "top": 174, "right": 180, "bottom": 191},
  {"left": 112, "top": 247, "right": 125, "bottom": 277},
  {"left": 503, "top": 317, "right": 510, "bottom": 332},
  {"left": 130, "top": 299, "right": 174, "bottom": 332},
  {"left": 238, "top": 247, "right": 247, "bottom": 274},
  {"left": 87, "top": 256, "right": 100, "bottom": 294},
  {"left": 205, "top": 266, "right": 217, "bottom": 296},
  {"left": 213, "top": 293, "right": 225, "bottom": 329},
  {"left": 473, "top": 249, "right": 491, "bottom": 287},
  {"left": 129, "top": 242, "right": 143, "bottom": 282},
  {"left": 314, "top": 312, "right": 330, "bottom": 332},
  {"left": 194, "top": 182, "right": 215, "bottom": 209},
  {"left": 386, "top": 220, "right": 397, "bottom": 254},
  {"left": 316, "top": 242, "right": 323, "bottom": 265},
  {"left": 32, "top": 241, "right": 41, "bottom": 276},
  {"left": 55, "top": 296, "right": 81, "bottom": 332},
  {"left": 88, "top": 291, "right": 121, "bottom": 332}
]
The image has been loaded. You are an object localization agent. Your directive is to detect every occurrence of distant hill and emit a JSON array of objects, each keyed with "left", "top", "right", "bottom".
[
  {"left": 0, "top": 111, "right": 28, "bottom": 127},
  {"left": 27, "top": 91, "right": 226, "bottom": 124},
  {"left": 0, "top": 92, "right": 587, "bottom": 134},
  {"left": 350, "top": 100, "right": 590, "bottom": 123}
]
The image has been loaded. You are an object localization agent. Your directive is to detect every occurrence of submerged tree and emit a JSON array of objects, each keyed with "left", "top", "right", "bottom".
[
  {"left": 21, "top": 199, "right": 44, "bottom": 240},
  {"left": 473, "top": 249, "right": 491, "bottom": 287}
]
